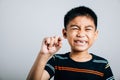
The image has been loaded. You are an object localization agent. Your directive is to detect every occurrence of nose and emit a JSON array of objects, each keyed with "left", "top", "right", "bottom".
[{"left": 76, "top": 30, "right": 85, "bottom": 38}]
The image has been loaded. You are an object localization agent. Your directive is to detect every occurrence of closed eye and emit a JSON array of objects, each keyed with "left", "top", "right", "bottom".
[
  {"left": 70, "top": 25, "right": 79, "bottom": 30},
  {"left": 86, "top": 28, "right": 92, "bottom": 30},
  {"left": 85, "top": 26, "right": 94, "bottom": 31},
  {"left": 72, "top": 27, "right": 79, "bottom": 30}
]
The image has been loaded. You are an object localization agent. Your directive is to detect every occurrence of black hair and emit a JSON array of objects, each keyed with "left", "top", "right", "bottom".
[{"left": 64, "top": 6, "right": 97, "bottom": 30}]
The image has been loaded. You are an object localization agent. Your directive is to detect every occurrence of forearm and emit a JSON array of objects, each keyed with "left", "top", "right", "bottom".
[
  {"left": 27, "top": 36, "right": 62, "bottom": 80},
  {"left": 27, "top": 52, "right": 51, "bottom": 80}
]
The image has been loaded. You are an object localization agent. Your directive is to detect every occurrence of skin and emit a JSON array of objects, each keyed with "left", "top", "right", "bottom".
[
  {"left": 27, "top": 36, "right": 62, "bottom": 80},
  {"left": 63, "top": 16, "right": 98, "bottom": 62},
  {"left": 27, "top": 16, "right": 98, "bottom": 80}
]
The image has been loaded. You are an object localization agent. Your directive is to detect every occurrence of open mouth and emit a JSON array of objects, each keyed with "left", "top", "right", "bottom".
[{"left": 74, "top": 40, "right": 87, "bottom": 46}]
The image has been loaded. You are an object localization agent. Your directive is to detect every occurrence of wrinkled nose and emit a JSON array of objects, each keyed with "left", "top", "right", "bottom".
[{"left": 76, "top": 30, "right": 85, "bottom": 38}]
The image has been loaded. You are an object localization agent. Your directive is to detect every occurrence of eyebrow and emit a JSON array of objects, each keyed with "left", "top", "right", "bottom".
[
  {"left": 70, "top": 25, "right": 94, "bottom": 28},
  {"left": 70, "top": 25, "right": 79, "bottom": 27},
  {"left": 85, "top": 25, "right": 94, "bottom": 28}
]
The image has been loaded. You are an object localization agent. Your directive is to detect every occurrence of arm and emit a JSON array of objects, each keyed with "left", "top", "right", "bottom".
[
  {"left": 103, "top": 62, "right": 115, "bottom": 80},
  {"left": 27, "top": 36, "right": 62, "bottom": 80}
]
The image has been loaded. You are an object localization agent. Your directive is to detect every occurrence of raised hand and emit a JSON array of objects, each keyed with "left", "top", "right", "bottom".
[{"left": 40, "top": 36, "right": 62, "bottom": 56}]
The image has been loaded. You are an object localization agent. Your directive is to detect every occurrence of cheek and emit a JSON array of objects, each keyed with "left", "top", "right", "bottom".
[
  {"left": 66, "top": 32, "right": 76, "bottom": 44},
  {"left": 67, "top": 31, "right": 76, "bottom": 38},
  {"left": 88, "top": 33, "right": 96, "bottom": 41}
]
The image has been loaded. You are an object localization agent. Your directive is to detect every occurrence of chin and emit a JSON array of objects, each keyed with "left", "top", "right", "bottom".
[{"left": 72, "top": 47, "right": 88, "bottom": 52}]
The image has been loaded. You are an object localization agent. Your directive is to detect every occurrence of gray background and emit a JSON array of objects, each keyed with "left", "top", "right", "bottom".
[{"left": 0, "top": 0, "right": 120, "bottom": 80}]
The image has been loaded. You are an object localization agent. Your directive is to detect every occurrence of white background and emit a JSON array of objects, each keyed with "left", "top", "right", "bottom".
[{"left": 0, "top": 0, "right": 120, "bottom": 80}]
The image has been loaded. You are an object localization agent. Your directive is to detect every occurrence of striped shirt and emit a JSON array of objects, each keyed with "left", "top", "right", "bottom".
[{"left": 45, "top": 52, "right": 114, "bottom": 80}]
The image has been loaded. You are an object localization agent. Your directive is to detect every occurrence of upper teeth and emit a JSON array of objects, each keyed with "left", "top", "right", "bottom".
[
  {"left": 75, "top": 40, "right": 86, "bottom": 45},
  {"left": 77, "top": 40, "right": 84, "bottom": 43}
]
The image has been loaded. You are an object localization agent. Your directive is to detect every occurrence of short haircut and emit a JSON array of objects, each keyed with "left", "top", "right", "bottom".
[{"left": 64, "top": 6, "right": 97, "bottom": 30}]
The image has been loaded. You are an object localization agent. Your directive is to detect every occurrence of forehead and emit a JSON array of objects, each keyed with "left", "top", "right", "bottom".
[{"left": 67, "top": 16, "right": 95, "bottom": 28}]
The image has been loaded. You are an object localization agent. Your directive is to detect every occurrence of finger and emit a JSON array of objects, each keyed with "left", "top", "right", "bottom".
[
  {"left": 44, "top": 37, "right": 51, "bottom": 46},
  {"left": 57, "top": 37, "right": 62, "bottom": 46},
  {"left": 58, "top": 36, "right": 62, "bottom": 42},
  {"left": 49, "top": 37, "right": 55, "bottom": 48},
  {"left": 53, "top": 36, "right": 62, "bottom": 46},
  {"left": 54, "top": 36, "right": 59, "bottom": 45}
]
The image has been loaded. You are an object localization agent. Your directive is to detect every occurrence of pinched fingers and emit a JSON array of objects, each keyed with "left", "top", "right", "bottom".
[
  {"left": 54, "top": 36, "right": 62, "bottom": 46},
  {"left": 44, "top": 36, "right": 62, "bottom": 50}
]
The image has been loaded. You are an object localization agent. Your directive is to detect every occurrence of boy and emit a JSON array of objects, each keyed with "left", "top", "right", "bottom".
[{"left": 27, "top": 6, "right": 114, "bottom": 80}]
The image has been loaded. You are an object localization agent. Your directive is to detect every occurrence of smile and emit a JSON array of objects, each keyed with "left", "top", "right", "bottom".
[{"left": 74, "top": 40, "right": 87, "bottom": 46}]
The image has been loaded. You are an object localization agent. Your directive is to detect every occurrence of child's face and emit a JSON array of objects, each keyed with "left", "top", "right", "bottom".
[{"left": 63, "top": 16, "right": 98, "bottom": 52}]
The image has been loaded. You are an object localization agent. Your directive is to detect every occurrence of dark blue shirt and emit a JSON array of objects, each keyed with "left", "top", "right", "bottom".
[{"left": 45, "top": 52, "right": 114, "bottom": 80}]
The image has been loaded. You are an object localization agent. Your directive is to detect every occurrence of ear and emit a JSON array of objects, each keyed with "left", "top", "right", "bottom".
[
  {"left": 94, "top": 30, "right": 98, "bottom": 41},
  {"left": 62, "top": 28, "right": 67, "bottom": 39}
]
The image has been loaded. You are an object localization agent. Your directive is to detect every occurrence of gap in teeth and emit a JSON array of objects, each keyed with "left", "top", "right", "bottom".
[{"left": 76, "top": 40, "right": 84, "bottom": 43}]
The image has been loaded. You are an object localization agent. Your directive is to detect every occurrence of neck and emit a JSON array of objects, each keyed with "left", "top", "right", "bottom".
[{"left": 70, "top": 50, "right": 92, "bottom": 62}]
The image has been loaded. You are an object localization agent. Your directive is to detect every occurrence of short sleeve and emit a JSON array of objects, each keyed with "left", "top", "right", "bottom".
[
  {"left": 103, "top": 62, "right": 115, "bottom": 80},
  {"left": 45, "top": 55, "right": 55, "bottom": 79}
]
